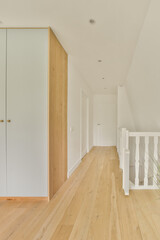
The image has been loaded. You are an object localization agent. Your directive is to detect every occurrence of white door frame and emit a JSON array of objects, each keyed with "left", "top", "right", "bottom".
[{"left": 80, "top": 89, "right": 89, "bottom": 160}]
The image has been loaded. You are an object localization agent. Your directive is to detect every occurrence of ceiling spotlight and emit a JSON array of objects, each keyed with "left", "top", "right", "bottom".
[
  {"left": 98, "top": 60, "right": 102, "bottom": 62},
  {"left": 89, "top": 19, "right": 96, "bottom": 24}
]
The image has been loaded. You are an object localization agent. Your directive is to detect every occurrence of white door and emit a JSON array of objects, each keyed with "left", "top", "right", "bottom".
[
  {"left": 81, "top": 92, "right": 88, "bottom": 158},
  {"left": 0, "top": 29, "right": 7, "bottom": 195},
  {"left": 7, "top": 29, "right": 48, "bottom": 196}
]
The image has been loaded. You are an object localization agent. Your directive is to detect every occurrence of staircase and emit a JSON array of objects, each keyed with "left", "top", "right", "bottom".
[{"left": 117, "top": 128, "right": 160, "bottom": 195}]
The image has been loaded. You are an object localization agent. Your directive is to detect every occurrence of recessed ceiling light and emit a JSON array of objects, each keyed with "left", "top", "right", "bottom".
[
  {"left": 98, "top": 60, "right": 102, "bottom": 62},
  {"left": 89, "top": 19, "right": 96, "bottom": 24}
]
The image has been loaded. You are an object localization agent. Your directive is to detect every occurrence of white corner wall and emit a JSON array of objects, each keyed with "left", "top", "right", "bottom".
[
  {"left": 117, "top": 86, "right": 135, "bottom": 131},
  {"left": 126, "top": 0, "right": 160, "bottom": 132},
  {"left": 68, "top": 56, "right": 93, "bottom": 177},
  {"left": 117, "top": 86, "right": 135, "bottom": 154},
  {"left": 93, "top": 94, "right": 117, "bottom": 146}
]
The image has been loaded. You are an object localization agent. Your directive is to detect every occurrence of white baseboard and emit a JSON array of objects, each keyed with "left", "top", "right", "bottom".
[
  {"left": 67, "top": 147, "right": 93, "bottom": 179},
  {"left": 89, "top": 145, "right": 93, "bottom": 151},
  {"left": 81, "top": 150, "right": 87, "bottom": 159},
  {"left": 67, "top": 158, "right": 81, "bottom": 178}
]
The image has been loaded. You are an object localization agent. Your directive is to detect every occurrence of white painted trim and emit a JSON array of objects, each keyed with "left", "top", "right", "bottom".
[
  {"left": 130, "top": 185, "right": 159, "bottom": 190},
  {"left": 67, "top": 158, "right": 81, "bottom": 178},
  {"left": 129, "top": 132, "right": 160, "bottom": 137},
  {"left": 81, "top": 150, "right": 87, "bottom": 159},
  {"left": 89, "top": 145, "right": 94, "bottom": 151},
  {"left": 67, "top": 146, "right": 93, "bottom": 179}
]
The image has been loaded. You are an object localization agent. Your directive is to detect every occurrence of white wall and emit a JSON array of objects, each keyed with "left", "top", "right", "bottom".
[
  {"left": 68, "top": 56, "right": 93, "bottom": 177},
  {"left": 117, "top": 86, "right": 135, "bottom": 153},
  {"left": 93, "top": 94, "right": 117, "bottom": 146},
  {"left": 126, "top": 0, "right": 160, "bottom": 132},
  {"left": 117, "top": 86, "right": 135, "bottom": 131}
]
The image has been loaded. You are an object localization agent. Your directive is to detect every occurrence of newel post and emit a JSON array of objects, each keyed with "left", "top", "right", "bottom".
[
  {"left": 120, "top": 128, "right": 127, "bottom": 169},
  {"left": 123, "top": 149, "right": 130, "bottom": 195},
  {"left": 122, "top": 129, "right": 130, "bottom": 195}
]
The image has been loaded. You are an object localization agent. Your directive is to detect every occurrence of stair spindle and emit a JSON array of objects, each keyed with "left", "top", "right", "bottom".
[
  {"left": 144, "top": 136, "right": 149, "bottom": 187},
  {"left": 135, "top": 136, "right": 140, "bottom": 187},
  {"left": 153, "top": 136, "right": 158, "bottom": 186}
]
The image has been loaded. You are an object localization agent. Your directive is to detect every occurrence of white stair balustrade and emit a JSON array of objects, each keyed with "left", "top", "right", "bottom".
[{"left": 118, "top": 129, "right": 160, "bottom": 195}]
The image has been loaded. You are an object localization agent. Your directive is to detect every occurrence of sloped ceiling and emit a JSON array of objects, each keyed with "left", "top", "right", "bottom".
[
  {"left": 126, "top": 0, "right": 160, "bottom": 131},
  {"left": 0, "top": 0, "right": 151, "bottom": 94}
]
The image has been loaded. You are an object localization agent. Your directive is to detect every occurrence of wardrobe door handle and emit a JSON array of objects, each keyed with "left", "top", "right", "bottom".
[
  {"left": 0, "top": 120, "right": 4, "bottom": 122},
  {"left": 7, "top": 120, "right": 11, "bottom": 123}
]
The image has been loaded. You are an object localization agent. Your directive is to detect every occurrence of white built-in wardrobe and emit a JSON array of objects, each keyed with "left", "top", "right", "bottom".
[{"left": 0, "top": 28, "right": 67, "bottom": 200}]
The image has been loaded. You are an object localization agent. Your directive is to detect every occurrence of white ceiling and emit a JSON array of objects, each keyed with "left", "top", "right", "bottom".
[{"left": 1, "top": 0, "right": 151, "bottom": 94}]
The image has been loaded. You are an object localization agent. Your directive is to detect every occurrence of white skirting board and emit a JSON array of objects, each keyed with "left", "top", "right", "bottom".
[
  {"left": 67, "top": 145, "right": 93, "bottom": 179},
  {"left": 89, "top": 145, "right": 93, "bottom": 151},
  {"left": 67, "top": 158, "right": 81, "bottom": 178}
]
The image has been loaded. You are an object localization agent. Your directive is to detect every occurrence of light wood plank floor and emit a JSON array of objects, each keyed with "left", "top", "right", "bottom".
[{"left": 1, "top": 147, "right": 160, "bottom": 240}]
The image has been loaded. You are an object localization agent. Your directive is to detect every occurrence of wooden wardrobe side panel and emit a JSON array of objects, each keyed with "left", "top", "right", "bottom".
[{"left": 48, "top": 28, "right": 68, "bottom": 200}]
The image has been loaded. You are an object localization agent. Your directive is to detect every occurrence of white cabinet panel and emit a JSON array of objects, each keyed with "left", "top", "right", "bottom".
[
  {"left": 0, "top": 29, "right": 7, "bottom": 195},
  {"left": 7, "top": 29, "right": 48, "bottom": 196}
]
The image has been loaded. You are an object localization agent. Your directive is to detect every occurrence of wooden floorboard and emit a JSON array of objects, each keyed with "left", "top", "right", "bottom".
[{"left": 0, "top": 146, "right": 160, "bottom": 240}]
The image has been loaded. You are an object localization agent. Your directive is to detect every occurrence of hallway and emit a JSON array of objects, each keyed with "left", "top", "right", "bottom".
[{"left": 1, "top": 147, "right": 160, "bottom": 240}]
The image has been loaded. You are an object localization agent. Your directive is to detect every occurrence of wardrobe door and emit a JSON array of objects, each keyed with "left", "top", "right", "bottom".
[
  {"left": 7, "top": 29, "right": 48, "bottom": 197},
  {"left": 0, "top": 29, "right": 7, "bottom": 195}
]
